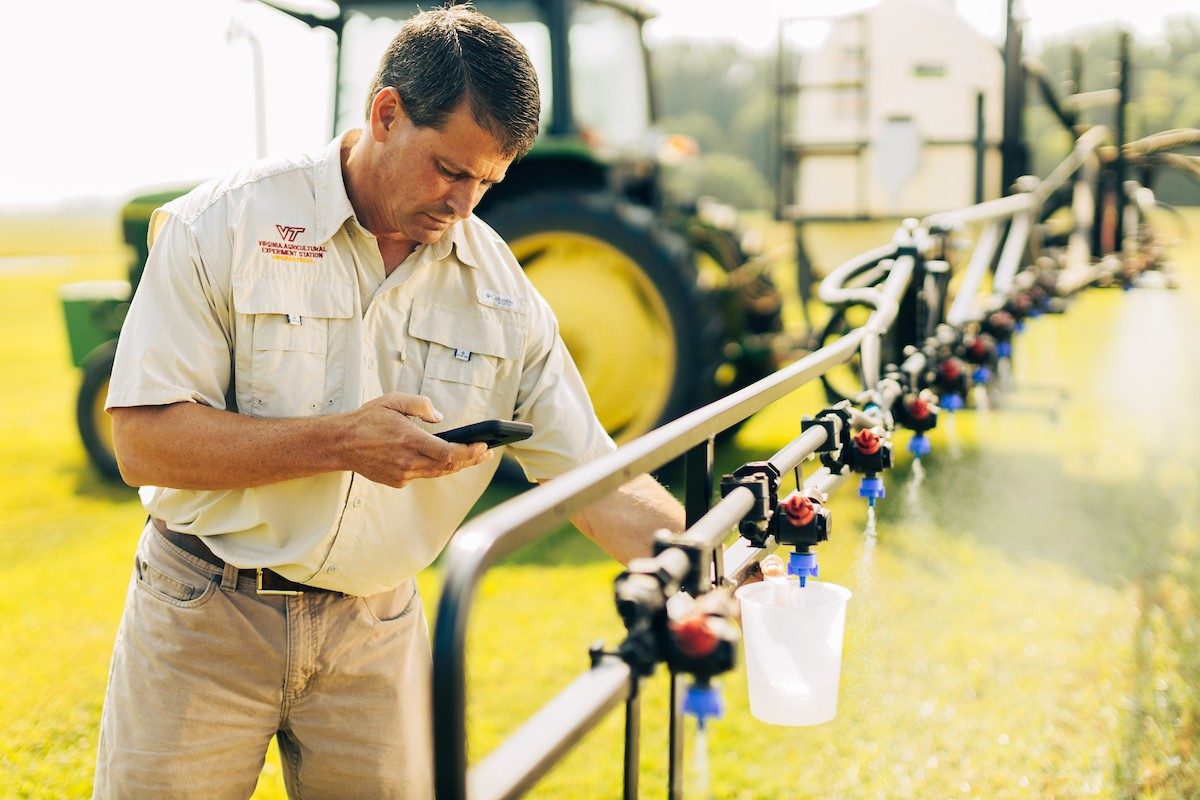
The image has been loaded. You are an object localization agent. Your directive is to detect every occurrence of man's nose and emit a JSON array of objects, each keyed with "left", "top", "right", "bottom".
[{"left": 446, "top": 181, "right": 484, "bottom": 219}]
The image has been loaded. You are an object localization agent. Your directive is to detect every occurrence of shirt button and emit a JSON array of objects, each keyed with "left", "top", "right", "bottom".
[
  {"left": 327, "top": 564, "right": 339, "bottom": 573},
  {"left": 398, "top": 352, "right": 407, "bottom": 363},
  {"left": 352, "top": 497, "right": 363, "bottom": 508},
  {"left": 367, "top": 357, "right": 376, "bottom": 369}
]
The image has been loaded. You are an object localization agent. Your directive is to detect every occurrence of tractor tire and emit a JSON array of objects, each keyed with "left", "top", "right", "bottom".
[
  {"left": 485, "top": 191, "right": 726, "bottom": 444},
  {"left": 77, "top": 341, "right": 121, "bottom": 480}
]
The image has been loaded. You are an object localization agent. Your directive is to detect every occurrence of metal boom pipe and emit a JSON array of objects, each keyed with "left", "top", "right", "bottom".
[
  {"left": 467, "top": 656, "right": 634, "bottom": 800},
  {"left": 947, "top": 221, "right": 1004, "bottom": 326}
]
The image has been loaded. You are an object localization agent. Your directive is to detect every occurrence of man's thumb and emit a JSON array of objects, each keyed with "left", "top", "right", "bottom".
[{"left": 383, "top": 392, "right": 443, "bottom": 423}]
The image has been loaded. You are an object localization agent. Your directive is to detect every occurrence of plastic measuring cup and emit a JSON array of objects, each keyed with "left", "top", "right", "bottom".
[{"left": 735, "top": 579, "right": 852, "bottom": 726}]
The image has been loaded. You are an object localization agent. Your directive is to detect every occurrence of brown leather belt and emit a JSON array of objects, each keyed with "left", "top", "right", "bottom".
[{"left": 151, "top": 517, "right": 339, "bottom": 596}]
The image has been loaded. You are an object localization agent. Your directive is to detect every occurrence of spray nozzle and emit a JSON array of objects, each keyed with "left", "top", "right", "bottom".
[
  {"left": 893, "top": 390, "right": 938, "bottom": 435},
  {"left": 773, "top": 490, "right": 831, "bottom": 555},
  {"left": 780, "top": 493, "right": 816, "bottom": 526},
  {"left": 908, "top": 433, "right": 932, "bottom": 457},
  {"left": 683, "top": 680, "right": 724, "bottom": 729},
  {"left": 858, "top": 474, "right": 886, "bottom": 506},
  {"left": 853, "top": 428, "right": 882, "bottom": 455},
  {"left": 787, "top": 550, "right": 819, "bottom": 587}
]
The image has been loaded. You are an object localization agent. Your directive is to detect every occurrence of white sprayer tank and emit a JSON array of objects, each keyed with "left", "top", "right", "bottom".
[{"left": 790, "top": 0, "right": 1004, "bottom": 218}]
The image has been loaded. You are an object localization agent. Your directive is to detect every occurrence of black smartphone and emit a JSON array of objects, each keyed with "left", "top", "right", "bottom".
[{"left": 435, "top": 420, "right": 534, "bottom": 448}]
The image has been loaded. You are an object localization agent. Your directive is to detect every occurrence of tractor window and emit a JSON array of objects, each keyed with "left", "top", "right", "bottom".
[
  {"left": 336, "top": 6, "right": 552, "bottom": 136},
  {"left": 569, "top": 5, "right": 651, "bottom": 154},
  {"left": 506, "top": 21, "right": 553, "bottom": 130}
]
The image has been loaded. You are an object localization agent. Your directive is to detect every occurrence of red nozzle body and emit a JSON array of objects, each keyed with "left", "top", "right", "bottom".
[
  {"left": 670, "top": 615, "right": 719, "bottom": 658},
  {"left": 853, "top": 428, "right": 882, "bottom": 455},
  {"left": 780, "top": 492, "right": 816, "bottom": 526},
  {"left": 907, "top": 397, "right": 931, "bottom": 420}
]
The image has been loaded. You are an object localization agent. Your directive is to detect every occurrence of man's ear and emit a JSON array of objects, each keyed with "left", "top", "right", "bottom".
[{"left": 369, "top": 87, "right": 406, "bottom": 140}]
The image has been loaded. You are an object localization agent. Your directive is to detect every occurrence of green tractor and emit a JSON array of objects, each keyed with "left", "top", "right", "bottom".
[{"left": 60, "top": 0, "right": 784, "bottom": 479}]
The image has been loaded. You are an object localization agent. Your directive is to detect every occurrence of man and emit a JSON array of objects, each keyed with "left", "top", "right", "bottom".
[{"left": 94, "top": 5, "right": 684, "bottom": 798}]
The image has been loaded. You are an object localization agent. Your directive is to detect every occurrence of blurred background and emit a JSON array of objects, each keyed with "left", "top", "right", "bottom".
[
  {"left": 2, "top": 1, "right": 1199, "bottom": 798},
  {"left": 2, "top": 0, "right": 1198, "bottom": 209}
]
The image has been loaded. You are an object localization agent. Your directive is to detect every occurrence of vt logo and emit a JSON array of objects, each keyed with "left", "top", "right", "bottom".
[{"left": 275, "top": 225, "right": 306, "bottom": 242}]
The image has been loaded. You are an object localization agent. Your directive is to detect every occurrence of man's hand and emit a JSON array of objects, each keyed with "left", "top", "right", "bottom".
[{"left": 342, "top": 392, "right": 492, "bottom": 488}]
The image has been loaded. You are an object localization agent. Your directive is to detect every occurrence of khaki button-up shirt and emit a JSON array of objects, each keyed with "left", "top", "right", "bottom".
[{"left": 108, "top": 133, "right": 615, "bottom": 596}]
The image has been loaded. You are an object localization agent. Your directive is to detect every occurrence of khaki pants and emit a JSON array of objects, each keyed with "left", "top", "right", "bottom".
[{"left": 93, "top": 523, "right": 433, "bottom": 799}]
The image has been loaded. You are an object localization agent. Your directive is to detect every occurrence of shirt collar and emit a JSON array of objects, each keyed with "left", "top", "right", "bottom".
[
  {"left": 421, "top": 221, "right": 480, "bottom": 270},
  {"left": 312, "top": 131, "right": 356, "bottom": 245},
  {"left": 314, "top": 129, "right": 481, "bottom": 270}
]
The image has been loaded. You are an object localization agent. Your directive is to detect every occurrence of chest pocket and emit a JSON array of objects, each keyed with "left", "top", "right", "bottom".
[
  {"left": 408, "top": 300, "right": 525, "bottom": 426},
  {"left": 233, "top": 274, "right": 354, "bottom": 418}
]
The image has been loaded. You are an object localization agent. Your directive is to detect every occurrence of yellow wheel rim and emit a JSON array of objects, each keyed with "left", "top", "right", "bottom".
[
  {"left": 94, "top": 377, "right": 116, "bottom": 459},
  {"left": 511, "top": 232, "right": 677, "bottom": 441}
]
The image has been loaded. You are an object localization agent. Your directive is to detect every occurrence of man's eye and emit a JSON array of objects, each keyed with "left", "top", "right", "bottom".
[{"left": 438, "top": 164, "right": 459, "bottom": 179}]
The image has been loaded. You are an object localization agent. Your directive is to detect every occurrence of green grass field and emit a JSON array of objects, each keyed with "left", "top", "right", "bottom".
[{"left": 1, "top": 208, "right": 1199, "bottom": 799}]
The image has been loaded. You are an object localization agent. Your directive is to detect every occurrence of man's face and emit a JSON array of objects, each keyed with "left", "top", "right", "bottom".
[{"left": 370, "top": 91, "right": 513, "bottom": 246}]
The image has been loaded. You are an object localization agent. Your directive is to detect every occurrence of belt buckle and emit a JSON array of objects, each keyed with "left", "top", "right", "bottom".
[{"left": 256, "top": 568, "right": 303, "bottom": 596}]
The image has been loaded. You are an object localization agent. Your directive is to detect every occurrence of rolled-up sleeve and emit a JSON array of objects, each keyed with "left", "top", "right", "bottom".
[
  {"left": 507, "top": 293, "right": 616, "bottom": 482},
  {"left": 106, "top": 208, "right": 234, "bottom": 411}
]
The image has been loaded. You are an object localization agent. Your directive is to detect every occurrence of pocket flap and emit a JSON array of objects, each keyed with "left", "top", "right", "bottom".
[
  {"left": 233, "top": 274, "right": 354, "bottom": 319},
  {"left": 423, "top": 350, "right": 496, "bottom": 388},
  {"left": 408, "top": 300, "right": 524, "bottom": 360}
]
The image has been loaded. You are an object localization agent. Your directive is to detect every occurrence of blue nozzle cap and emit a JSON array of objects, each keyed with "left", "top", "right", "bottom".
[
  {"left": 684, "top": 682, "right": 724, "bottom": 726},
  {"left": 788, "top": 551, "right": 819, "bottom": 587},
  {"left": 1029, "top": 307, "right": 1043, "bottom": 318},
  {"left": 972, "top": 366, "right": 992, "bottom": 384},
  {"left": 908, "top": 434, "right": 931, "bottom": 457},
  {"left": 858, "top": 475, "right": 886, "bottom": 504},
  {"left": 997, "top": 341, "right": 1012, "bottom": 358},
  {"left": 942, "top": 393, "right": 964, "bottom": 411}
]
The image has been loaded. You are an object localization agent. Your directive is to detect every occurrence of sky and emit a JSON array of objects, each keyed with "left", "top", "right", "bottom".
[{"left": 0, "top": 0, "right": 1195, "bottom": 209}]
